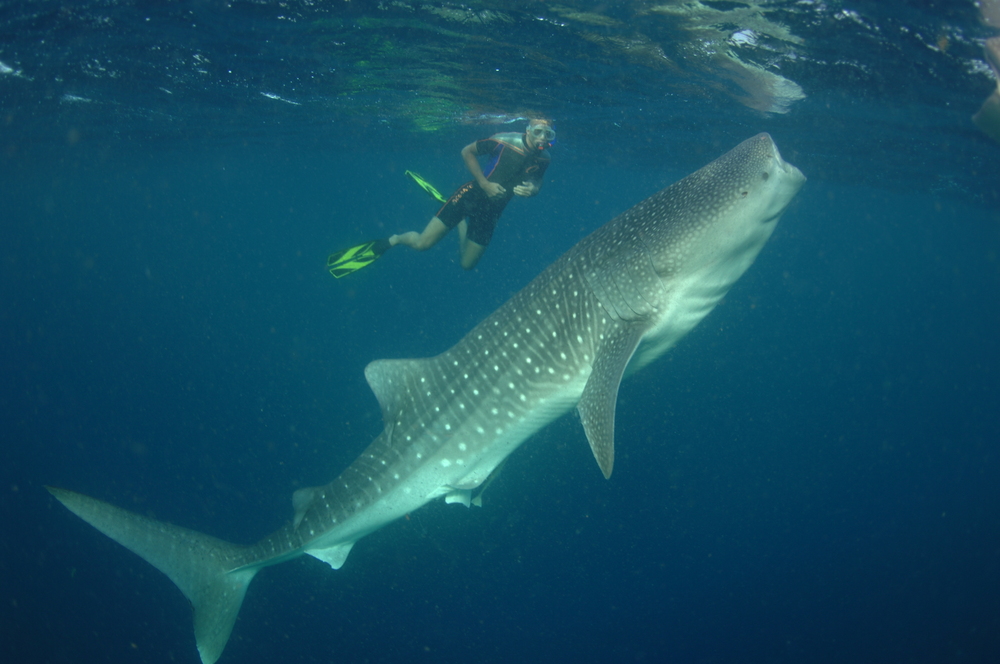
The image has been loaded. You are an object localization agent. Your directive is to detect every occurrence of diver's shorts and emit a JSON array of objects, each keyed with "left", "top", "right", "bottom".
[{"left": 436, "top": 182, "right": 509, "bottom": 246}]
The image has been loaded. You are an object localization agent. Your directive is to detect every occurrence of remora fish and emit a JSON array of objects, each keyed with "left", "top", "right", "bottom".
[{"left": 49, "top": 133, "right": 805, "bottom": 664}]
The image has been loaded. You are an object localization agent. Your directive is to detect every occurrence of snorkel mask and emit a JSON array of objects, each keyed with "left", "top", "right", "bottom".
[{"left": 527, "top": 121, "right": 556, "bottom": 150}]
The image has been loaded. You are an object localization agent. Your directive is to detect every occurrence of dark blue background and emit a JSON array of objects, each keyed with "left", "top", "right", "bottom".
[{"left": 4, "top": 129, "right": 999, "bottom": 663}]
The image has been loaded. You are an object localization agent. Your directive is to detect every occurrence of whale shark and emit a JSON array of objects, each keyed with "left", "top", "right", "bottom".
[{"left": 48, "top": 133, "right": 805, "bottom": 664}]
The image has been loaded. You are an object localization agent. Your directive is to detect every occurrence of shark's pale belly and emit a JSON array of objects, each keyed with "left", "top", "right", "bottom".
[
  {"left": 301, "top": 370, "right": 594, "bottom": 555},
  {"left": 308, "top": 244, "right": 779, "bottom": 556}
]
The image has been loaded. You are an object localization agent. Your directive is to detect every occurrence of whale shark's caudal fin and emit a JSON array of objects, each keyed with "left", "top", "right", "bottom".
[{"left": 47, "top": 487, "right": 258, "bottom": 664}]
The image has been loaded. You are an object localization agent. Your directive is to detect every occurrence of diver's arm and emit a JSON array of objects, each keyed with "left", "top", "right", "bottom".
[
  {"left": 462, "top": 142, "right": 505, "bottom": 198},
  {"left": 514, "top": 170, "right": 544, "bottom": 197},
  {"left": 513, "top": 181, "right": 540, "bottom": 197}
]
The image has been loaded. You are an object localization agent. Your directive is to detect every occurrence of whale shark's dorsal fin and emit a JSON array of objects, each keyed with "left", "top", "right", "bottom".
[
  {"left": 292, "top": 486, "right": 317, "bottom": 528},
  {"left": 366, "top": 357, "right": 436, "bottom": 431}
]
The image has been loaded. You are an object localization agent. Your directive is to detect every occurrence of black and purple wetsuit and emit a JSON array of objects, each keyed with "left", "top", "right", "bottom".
[{"left": 436, "top": 132, "right": 550, "bottom": 246}]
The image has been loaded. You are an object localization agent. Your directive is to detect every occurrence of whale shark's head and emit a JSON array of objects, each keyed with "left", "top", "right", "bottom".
[{"left": 633, "top": 133, "right": 805, "bottom": 281}]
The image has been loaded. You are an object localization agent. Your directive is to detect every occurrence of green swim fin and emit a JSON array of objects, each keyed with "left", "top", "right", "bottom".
[
  {"left": 326, "top": 238, "right": 392, "bottom": 278},
  {"left": 405, "top": 170, "right": 448, "bottom": 204}
]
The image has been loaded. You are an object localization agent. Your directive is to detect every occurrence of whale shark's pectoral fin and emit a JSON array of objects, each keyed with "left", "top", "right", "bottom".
[{"left": 577, "top": 322, "right": 647, "bottom": 479}]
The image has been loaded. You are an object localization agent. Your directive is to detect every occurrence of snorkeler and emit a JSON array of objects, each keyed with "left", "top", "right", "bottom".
[{"left": 327, "top": 118, "right": 554, "bottom": 277}]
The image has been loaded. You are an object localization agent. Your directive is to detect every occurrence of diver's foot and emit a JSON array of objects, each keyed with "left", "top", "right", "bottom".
[{"left": 390, "top": 232, "right": 419, "bottom": 249}]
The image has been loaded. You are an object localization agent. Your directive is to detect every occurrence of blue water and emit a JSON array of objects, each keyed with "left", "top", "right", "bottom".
[{"left": 3, "top": 1, "right": 999, "bottom": 663}]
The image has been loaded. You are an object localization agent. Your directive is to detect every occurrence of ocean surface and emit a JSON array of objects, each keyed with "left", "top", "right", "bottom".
[{"left": 2, "top": 1, "right": 999, "bottom": 663}]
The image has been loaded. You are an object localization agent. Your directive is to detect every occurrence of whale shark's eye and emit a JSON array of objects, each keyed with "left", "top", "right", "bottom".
[
  {"left": 762, "top": 171, "right": 770, "bottom": 181},
  {"left": 741, "top": 191, "right": 748, "bottom": 198}
]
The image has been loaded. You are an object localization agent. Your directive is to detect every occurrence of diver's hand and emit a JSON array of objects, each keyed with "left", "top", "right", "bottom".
[
  {"left": 480, "top": 181, "right": 505, "bottom": 198},
  {"left": 513, "top": 181, "right": 538, "bottom": 197}
]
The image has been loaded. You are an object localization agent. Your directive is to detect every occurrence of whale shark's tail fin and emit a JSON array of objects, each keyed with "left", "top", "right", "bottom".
[{"left": 47, "top": 487, "right": 258, "bottom": 664}]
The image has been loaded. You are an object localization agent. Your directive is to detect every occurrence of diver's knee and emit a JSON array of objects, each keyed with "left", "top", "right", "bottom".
[{"left": 413, "top": 237, "right": 435, "bottom": 251}]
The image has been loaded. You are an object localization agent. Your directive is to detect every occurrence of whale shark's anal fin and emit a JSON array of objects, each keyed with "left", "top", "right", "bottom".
[
  {"left": 577, "top": 323, "right": 646, "bottom": 479},
  {"left": 46, "top": 487, "right": 258, "bottom": 664},
  {"left": 305, "top": 541, "right": 356, "bottom": 569}
]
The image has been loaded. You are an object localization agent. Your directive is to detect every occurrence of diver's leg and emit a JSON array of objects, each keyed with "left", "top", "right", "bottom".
[
  {"left": 458, "top": 212, "right": 491, "bottom": 270},
  {"left": 460, "top": 239, "right": 486, "bottom": 270},
  {"left": 390, "top": 217, "right": 449, "bottom": 251},
  {"left": 456, "top": 219, "right": 482, "bottom": 268}
]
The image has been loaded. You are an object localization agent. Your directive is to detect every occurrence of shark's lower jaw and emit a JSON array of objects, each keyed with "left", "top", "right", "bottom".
[{"left": 48, "top": 133, "right": 804, "bottom": 664}]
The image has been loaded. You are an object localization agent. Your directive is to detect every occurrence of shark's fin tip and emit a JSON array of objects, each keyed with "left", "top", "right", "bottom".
[
  {"left": 305, "top": 542, "right": 355, "bottom": 570},
  {"left": 445, "top": 488, "right": 473, "bottom": 507}
]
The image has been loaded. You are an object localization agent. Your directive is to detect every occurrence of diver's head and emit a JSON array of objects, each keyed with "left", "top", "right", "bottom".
[{"left": 525, "top": 118, "right": 555, "bottom": 150}]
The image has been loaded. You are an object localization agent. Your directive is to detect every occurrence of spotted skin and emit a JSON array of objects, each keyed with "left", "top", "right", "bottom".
[{"left": 48, "top": 133, "right": 805, "bottom": 664}]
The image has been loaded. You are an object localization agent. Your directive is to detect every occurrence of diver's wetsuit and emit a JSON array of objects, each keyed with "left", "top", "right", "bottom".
[{"left": 436, "top": 132, "right": 550, "bottom": 246}]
